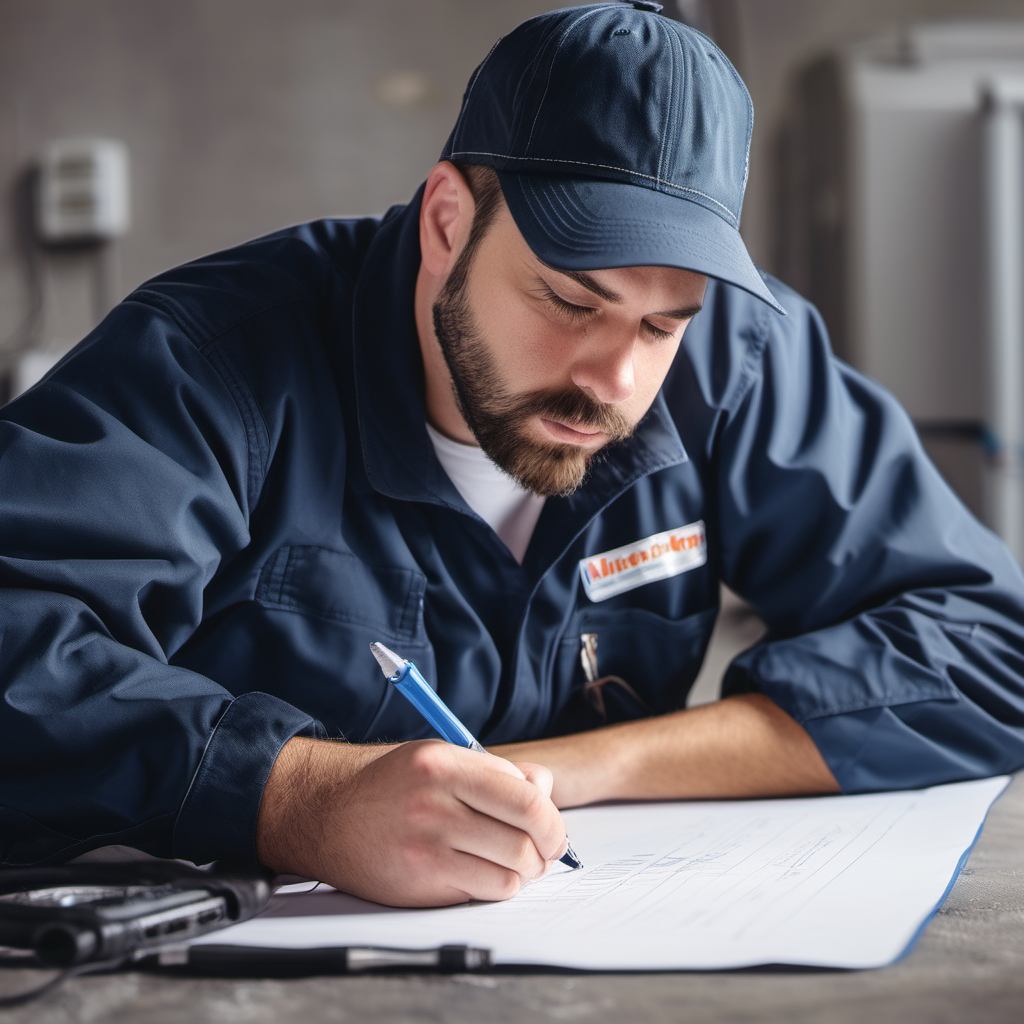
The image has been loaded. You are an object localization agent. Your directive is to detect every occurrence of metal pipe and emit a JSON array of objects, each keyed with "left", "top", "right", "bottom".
[{"left": 982, "top": 78, "right": 1024, "bottom": 562}]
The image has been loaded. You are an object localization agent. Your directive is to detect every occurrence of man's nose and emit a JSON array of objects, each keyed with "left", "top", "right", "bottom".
[{"left": 570, "top": 333, "right": 635, "bottom": 405}]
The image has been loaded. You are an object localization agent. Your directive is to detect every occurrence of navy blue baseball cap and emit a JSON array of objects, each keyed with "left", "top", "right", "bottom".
[{"left": 440, "top": 1, "right": 784, "bottom": 314}]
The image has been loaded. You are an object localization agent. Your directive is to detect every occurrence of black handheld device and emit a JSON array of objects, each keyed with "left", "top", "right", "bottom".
[{"left": 0, "top": 860, "right": 272, "bottom": 968}]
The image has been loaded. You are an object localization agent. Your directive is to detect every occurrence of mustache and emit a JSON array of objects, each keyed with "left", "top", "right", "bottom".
[{"left": 496, "top": 386, "right": 634, "bottom": 441}]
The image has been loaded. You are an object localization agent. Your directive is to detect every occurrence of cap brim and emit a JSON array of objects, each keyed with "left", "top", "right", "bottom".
[{"left": 496, "top": 171, "right": 785, "bottom": 315}]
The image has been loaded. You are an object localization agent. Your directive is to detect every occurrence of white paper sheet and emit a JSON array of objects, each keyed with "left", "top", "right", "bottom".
[{"left": 197, "top": 776, "right": 1009, "bottom": 969}]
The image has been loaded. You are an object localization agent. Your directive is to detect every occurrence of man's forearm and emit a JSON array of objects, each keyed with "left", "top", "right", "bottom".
[{"left": 491, "top": 694, "right": 841, "bottom": 808}]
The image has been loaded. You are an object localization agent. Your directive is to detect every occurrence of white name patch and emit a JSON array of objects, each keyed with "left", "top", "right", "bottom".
[{"left": 579, "top": 521, "right": 707, "bottom": 602}]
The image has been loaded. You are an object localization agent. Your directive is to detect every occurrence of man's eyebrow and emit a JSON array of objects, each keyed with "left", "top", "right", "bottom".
[
  {"left": 542, "top": 262, "right": 703, "bottom": 320},
  {"left": 556, "top": 268, "right": 622, "bottom": 304},
  {"left": 653, "top": 302, "right": 704, "bottom": 320}
]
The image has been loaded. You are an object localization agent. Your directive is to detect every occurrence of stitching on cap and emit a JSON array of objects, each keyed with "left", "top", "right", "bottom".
[
  {"left": 518, "top": 174, "right": 781, "bottom": 308},
  {"left": 528, "top": 174, "right": 733, "bottom": 244},
  {"left": 447, "top": 36, "right": 503, "bottom": 155},
  {"left": 526, "top": 7, "right": 609, "bottom": 152},
  {"left": 657, "top": 19, "right": 675, "bottom": 182},
  {"left": 448, "top": 149, "right": 737, "bottom": 220}
]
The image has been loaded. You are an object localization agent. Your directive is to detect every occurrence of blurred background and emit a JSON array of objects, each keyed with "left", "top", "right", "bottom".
[{"left": 3, "top": 0, "right": 1024, "bottom": 555}]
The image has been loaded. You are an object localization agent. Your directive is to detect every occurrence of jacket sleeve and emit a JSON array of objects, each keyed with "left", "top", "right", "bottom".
[
  {"left": 0, "top": 299, "right": 317, "bottom": 866},
  {"left": 692, "top": 280, "right": 1024, "bottom": 792}
]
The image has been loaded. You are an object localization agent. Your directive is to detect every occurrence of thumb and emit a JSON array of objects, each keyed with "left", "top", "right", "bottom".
[{"left": 513, "top": 761, "right": 554, "bottom": 799}]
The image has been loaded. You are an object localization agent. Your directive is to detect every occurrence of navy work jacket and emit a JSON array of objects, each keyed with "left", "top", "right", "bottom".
[{"left": 3, "top": 191, "right": 1024, "bottom": 867}]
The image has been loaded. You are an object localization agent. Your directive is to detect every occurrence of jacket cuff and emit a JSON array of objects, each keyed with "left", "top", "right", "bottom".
[
  {"left": 172, "top": 691, "right": 321, "bottom": 864},
  {"left": 723, "top": 636, "right": 1015, "bottom": 793}
]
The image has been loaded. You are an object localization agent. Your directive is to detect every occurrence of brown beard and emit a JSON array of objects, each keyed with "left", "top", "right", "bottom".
[{"left": 431, "top": 259, "right": 634, "bottom": 497}]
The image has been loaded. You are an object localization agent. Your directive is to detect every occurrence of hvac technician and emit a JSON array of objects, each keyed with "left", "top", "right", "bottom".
[{"left": 3, "top": 2, "right": 1023, "bottom": 907}]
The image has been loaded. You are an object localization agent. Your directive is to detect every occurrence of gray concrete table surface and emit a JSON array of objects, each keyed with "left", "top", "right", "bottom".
[{"left": 2, "top": 774, "right": 1022, "bottom": 1024}]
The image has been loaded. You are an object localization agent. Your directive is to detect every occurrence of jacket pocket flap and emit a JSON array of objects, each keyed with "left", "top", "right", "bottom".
[{"left": 256, "top": 545, "right": 426, "bottom": 641}]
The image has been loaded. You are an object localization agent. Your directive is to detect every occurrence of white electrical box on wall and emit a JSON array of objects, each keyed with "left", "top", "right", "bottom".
[{"left": 36, "top": 137, "right": 129, "bottom": 243}]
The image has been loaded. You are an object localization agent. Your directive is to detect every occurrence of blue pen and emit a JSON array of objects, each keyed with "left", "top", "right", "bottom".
[{"left": 369, "top": 641, "right": 582, "bottom": 870}]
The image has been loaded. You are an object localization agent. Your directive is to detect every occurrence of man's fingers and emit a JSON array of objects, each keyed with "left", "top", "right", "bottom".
[
  {"left": 515, "top": 761, "right": 554, "bottom": 798},
  {"left": 447, "top": 808, "right": 549, "bottom": 882},
  {"left": 401, "top": 742, "right": 566, "bottom": 864},
  {"left": 446, "top": 753, "right": 566, "bottom": 864},
  {"left": 425, "top": 848, "right": 534, "bottom": 906}
]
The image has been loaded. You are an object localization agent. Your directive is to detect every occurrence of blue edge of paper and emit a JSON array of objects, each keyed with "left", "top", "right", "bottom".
[{"left": 889, "top": 777, "right": 1010, "bottom": 968}]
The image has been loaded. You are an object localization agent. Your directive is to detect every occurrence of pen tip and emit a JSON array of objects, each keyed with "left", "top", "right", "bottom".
[{"left": 560, "top": 843, "right": 583, "bottom": 870}]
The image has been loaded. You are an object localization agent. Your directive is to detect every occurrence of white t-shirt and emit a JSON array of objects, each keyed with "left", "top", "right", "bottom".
[{"left": 426, "top": 423, "right": 546, "bottom": 563}]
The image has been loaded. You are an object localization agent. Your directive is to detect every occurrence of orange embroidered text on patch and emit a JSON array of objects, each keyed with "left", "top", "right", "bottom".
[{"left": 578, "top": 521, "right": 707, "bottom": 602}]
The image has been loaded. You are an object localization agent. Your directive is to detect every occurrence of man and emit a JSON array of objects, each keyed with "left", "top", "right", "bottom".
[{"left": 3, "top": 2, "right": 1024, "bottom": 908}]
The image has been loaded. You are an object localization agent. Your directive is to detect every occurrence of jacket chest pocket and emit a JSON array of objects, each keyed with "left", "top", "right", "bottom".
[
  {"left": 256, "top": 545, "right": 432, "bottom": 740},
  {"left": 552, "top": 605, "right": 718, "bottom": 732}
]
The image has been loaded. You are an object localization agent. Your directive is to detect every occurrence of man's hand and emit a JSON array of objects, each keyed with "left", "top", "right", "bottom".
[{"left": 255, "top": 736, "right": 568, "bottom": 907}]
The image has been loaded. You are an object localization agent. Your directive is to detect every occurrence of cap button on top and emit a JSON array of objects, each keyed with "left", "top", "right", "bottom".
[{"left": 626, "top": 1, "right": 663, "bottom": 12}]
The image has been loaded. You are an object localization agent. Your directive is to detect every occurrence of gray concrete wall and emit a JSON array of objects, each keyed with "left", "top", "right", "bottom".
[
  {"left": 2, "top": 0, "right": 1023, "bottom": 371},
  {"left": 0, "top": 0, "right": 553, "bottom": 366}
]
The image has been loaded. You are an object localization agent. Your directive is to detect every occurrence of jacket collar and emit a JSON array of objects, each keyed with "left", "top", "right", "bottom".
[{"left": 350, "top": 186, "right": 689, "bottom": 522}]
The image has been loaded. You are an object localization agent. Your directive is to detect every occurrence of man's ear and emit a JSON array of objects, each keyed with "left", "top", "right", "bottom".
[{"left": 419, "top": 162, "right": 475, "bottom": 278}]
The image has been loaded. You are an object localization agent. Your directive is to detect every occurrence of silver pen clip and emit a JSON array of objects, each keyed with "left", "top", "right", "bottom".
[{"left": 579, "top": 632, "right": 651, "bottom": 722}]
